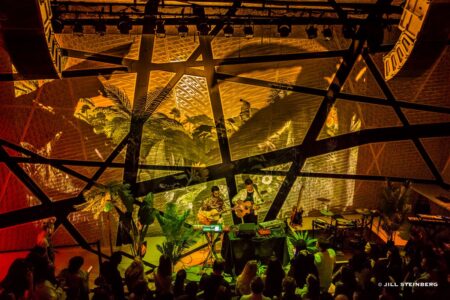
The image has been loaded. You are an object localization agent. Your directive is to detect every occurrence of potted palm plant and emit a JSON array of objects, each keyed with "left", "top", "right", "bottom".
[{"left": 155, "top": 201, "right": 201, "bottom": 266}]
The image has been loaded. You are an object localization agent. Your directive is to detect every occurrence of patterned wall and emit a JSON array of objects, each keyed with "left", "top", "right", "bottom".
[{"left": 0, "top": 31, "right": 449, "bottom": 251}]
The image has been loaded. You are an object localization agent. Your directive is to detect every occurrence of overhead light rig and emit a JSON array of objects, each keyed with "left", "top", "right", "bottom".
[
  {"left": 51, "top": 1, "right": 402, "bottom": 24},
  {"left": 50, "top": 0, "right": 401, "bottom": 38}
]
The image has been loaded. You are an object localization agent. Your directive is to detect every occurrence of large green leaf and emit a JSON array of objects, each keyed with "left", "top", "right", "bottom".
[
  {"left": 138, "top": 193, "right": 155, "bottom": 226},
  {"left": 155, "top": 202, "right": 200, "bottom": 264}
]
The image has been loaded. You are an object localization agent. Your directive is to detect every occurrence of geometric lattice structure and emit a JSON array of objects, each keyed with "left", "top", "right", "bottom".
[{"left": 0, "top": 2, "right": 449, "bottom": 263}]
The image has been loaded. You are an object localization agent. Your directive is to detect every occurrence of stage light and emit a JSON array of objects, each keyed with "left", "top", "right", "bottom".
[
  {"left": 73, "top": 21, "right": 83, "bottom": 36},
  {"left": 51, "top": 17, "right": 64, "bottom": 34},
  {"left": 156, "top": 21, "right": 166, "bottom": 38},
  {"left": 322, "top": 27, "right": 333, "bottom": 41},
  {"left": 342, "top": 24, "right": 355, "bottom": 39},
  {"left": 178, "top": 23, "right": 188, "bottom": 38},
  {"left": 194, "top": 5, "right": 209, "bottom": 36},
  {"left": 117, "top": 15, "right": 132, "bottom": 34},
  {"left": 223, "top": 23, "right": 234, "bottom": 38},
  {"left": 243, "top": 24, "right": 254, "bottom": 38},
  {"left": 305, "top": 25, "right": 318, "bottom": 39},
  {"left": 278, "top": 20, "right": 291, "bottom": 38},
  {"left": 95, "top": 20, "right": 106, "bottom": 36},
  {"left": 197, "top": 22, "right": 210, "bottom": 36}
]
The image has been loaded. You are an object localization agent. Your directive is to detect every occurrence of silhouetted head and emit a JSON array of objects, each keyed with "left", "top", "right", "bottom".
[
  {"left": 295, "top": 239, "right": 307, "bottom": 252},
  {"left": 282, "top": 276, "right": 297, "bottom": 294},
  {"left": 110, "top": 251, "right": 122, "bottom": 266},
  {"left": 158, "top": 254, "right": 172, "bottom": 277},
  {"left": 68, "top": 256, "right": 84, "bottom": 273},
  {"left": 250, "top": 276, "right": 264, "bottom": 295},
  {"left": 185, "top": 281, "right": 198, "bottom": 297},
  {"left": 0, "top": 259, "right": 31, "bottom": 297},
  {"left": 212, "top": 258, "right": 226, "bottom": 274},
  {"left": 265, "top": 256, "right": 284, "bottom": 279}
]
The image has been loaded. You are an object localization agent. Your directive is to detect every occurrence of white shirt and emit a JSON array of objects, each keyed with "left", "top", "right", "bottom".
[
  {"left": 314, "top": 248, "right": 336, "bottom": 290},
  {"left": 232, "top": 188, "right": 264, "bottom": 205}
]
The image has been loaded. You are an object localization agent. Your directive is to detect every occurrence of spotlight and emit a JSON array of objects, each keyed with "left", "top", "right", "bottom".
[
  {"left": 52, "top": 17, "right": 64, "bottom": 34},
  {"left": 178, "top": 23, "right": 188, "bottom": 38},
  {"left": 243, "top": 24, "right": 254, "bottom": 38},
  {"left": 194, "top": 5, "right": 209, "bottom": 35},
  {"left": 342, "top": 24, "right": 355, "bottom": 39},
  {"left": 197, "top": 22, "right": 210, "bottom": 36},
  {"left": 95, "top": 20, "right": 106, "bottom": 36},
  {"left": 73, "top": 21, "right": 83, "bottom": 36},
  {"left": 223, "top": 23, "right": 234, "bottom": 38},
  {"left": 155, "top": 21, "right": 166, "bottom": 38},
  {"left": 117, "top": 15, "right": 132, "bottom": 34},
  {"left": 305, "top": 25, "right": 318, "bottom": 39},
  {"left": 277, "top": 19, "right": 291, "bottom": 37},
  {"left": 322, "top": 27, "right": 333, "bottom": 41}
]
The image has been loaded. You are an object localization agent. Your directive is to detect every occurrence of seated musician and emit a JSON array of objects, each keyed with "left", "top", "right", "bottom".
[
  {"left": 232, "top": 178, "right": 264, "bottom": 224},
  {"left": 197, "top": 186, "right": 225, "bottom": 225}
]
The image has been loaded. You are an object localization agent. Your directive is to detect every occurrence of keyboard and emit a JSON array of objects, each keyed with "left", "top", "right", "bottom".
[
  {"left": 259, "top": 219, "right": 285, "bottom": 229},
  {"left": 408, "top": 214, "right": 450, "bottom": 225}
]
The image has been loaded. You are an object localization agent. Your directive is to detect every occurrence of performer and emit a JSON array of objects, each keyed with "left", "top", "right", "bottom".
[
  {"left": 197, "top": 186, "right": 225, "bottom": 225},
  {"left": 232, "top": 178, "right": 264, "bottom": 224},
  {"left": 197, "top": 186, "right": 225, "bottom": 264},
  {"left": 36, "top": 218, "right": 55, "bottom": 263}
]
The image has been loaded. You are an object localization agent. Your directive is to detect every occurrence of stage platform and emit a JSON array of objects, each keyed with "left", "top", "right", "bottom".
[{"left": 289, "top": 213, "right": 408, "bottom": 246}]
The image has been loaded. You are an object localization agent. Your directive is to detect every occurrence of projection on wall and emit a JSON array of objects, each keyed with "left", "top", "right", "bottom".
[
  {"left": 2, "top": 30, "right": 447, "bottom": 252},
  {"left": 3, "top": 39, "right": 363, "bottom": 233}
]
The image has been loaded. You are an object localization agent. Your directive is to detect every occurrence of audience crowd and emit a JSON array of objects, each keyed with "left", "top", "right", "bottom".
[{"left": 1, "top": 225, "right": 448, "bottom": 300}]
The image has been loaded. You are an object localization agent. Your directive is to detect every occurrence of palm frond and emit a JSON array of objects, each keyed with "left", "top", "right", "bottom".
[
  {"left": 102, "top": 83, "right": 132, "bottom": 114},
  {"left": 79, "top": 97, "right": 95, "bottom": 107},
  {"left": 14, "top": 80, "right": 40, "bottom": 97},
  {"left": 287, "top": 230, "right": 318, "bottom": 253}
]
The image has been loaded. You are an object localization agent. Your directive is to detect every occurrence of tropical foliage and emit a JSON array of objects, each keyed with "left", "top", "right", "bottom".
[
  {"left": 77, "top": 182, "right": 156, "bottom": 257},
  {"left": 74, "top": 81, "right": 219, "bottom": 176},
  {"left": 155, "top": 201, "right": 201, "bottom": 265},
  {"left": 287, "top": 230, "right": 318, "bottom": 254}
]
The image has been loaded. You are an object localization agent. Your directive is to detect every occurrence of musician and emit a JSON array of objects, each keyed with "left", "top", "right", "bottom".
[
  {"left": 232, "top": 178, "right": 264, "bottom": 223},
  {"left": 198, "top": 186, "right": 225, "bottom": 225}
]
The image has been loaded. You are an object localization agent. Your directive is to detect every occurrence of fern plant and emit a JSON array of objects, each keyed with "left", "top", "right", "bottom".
[{"left": 155, "top": 202, "right": 200, "bottom": 265}]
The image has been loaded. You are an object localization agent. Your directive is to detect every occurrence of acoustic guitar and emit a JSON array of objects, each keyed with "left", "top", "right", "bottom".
[
  {"left": 233, "top": 200, "right": 271, "bottom": 219},
  {"left": 197, "top": 208, "right": 222, "bottom": 225},
  {"left": 197, "top": 204, "right": 260, "bottom": 224}
]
